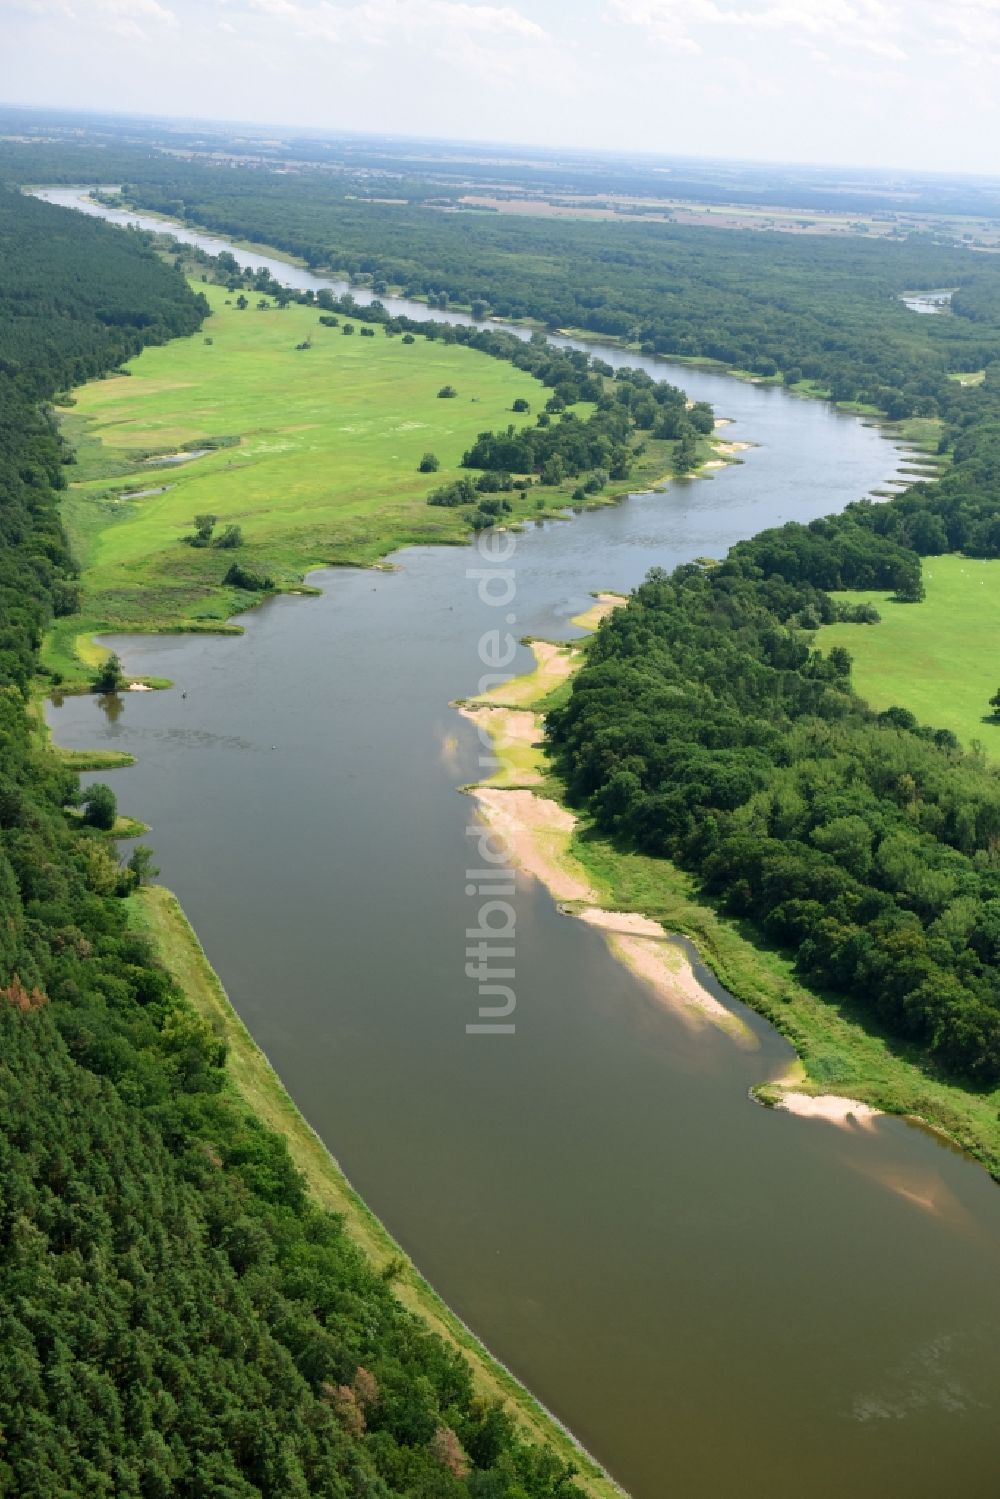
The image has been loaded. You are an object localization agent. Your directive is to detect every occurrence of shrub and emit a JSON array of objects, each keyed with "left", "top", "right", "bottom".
[
  {"left": 427, "top": 478, "right": 478, "bottom": 507},
  {"left": 223, "top": 561, "right": 274, "bottom": 591},
  {"left": 82, "top": 783, "right": 117, "bottom": 831},
  {"left": 92, "top": 652, "right": 125, "bottom": 694}
]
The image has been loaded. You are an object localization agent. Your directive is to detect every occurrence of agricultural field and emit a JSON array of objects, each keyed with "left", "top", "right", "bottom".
[{"left": 818, "top": 554, "right": 1000, "bottom": 757}]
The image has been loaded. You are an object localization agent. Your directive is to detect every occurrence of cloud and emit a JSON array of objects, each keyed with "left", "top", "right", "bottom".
[
  {"left": 232, "top": 0, "right": 545, "bottom": 45},
  {"left": 10, "top": 0, "right": 175, "bottom": 38},
  {"left": 607, "top": 0, "right": 909, "bottom": 58},
  {"left": 215, "top": 0, "right": 554, "bottom": 87},
  {"left": 607, "top": 0, "right": 1000, "bottom": 67}
]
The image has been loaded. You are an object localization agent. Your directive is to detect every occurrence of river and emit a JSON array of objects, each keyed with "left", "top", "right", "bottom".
[{"left": 39, "top": 189, "right": 1000, "bottom": 1499}]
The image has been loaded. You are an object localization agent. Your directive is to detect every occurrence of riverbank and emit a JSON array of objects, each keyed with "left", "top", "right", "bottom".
[
  {"left": 41, "top": 275, "right": 727, "bottom": 688},
  {"left": 459, "top": 608, "right": 1000, "bottom": 1177},
  {"left": 128, "top": 882, "right": 624, "bottom": 1499}
]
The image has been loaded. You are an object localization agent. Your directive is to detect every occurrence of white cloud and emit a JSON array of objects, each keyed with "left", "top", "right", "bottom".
[
  {"left": 10, "top": 0, "right": 175, "bottom": 37},
  {"left": 606, "top": 0, "right": 1000, "bottom": 67},
  {"left": 608, "top": 0, "right": 908, "bottom": 57},
  {"left": 230, "top": 0, "right": 544, "bottom": 44}
]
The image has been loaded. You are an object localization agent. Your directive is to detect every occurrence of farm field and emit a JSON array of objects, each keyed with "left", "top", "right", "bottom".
[{"left": 818, "top": 554, "right": 1000, "bottom": 757}]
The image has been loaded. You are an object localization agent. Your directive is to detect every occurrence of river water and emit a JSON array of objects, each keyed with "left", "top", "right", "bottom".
[{"left": 39, "top": 189, "right": 1000, "bottom": 1499}]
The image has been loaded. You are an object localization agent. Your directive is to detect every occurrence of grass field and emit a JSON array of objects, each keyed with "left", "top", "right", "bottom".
[
  {"left": 46, "top": 281, "right": 689, "bottom": 682},
  {"left": 817, "top": 554, "right": 1000, "bottom": 758},
  {"left": 45, "top": 284, "right": 559, "bottom": 675}
]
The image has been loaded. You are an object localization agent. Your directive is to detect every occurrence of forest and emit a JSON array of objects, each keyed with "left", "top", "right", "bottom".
[
  {"left": 5, "top": 130, "right": 1000, "bottom": 1482},
  {"left": 0, "top": 185, "right": 585, "bottom": 1495},
  {"left": 550, "top": 362, "right": 1000, "bottom": 1086},
  {"left": 19, "top": 155, "right": 1000, "bottom": 422}
]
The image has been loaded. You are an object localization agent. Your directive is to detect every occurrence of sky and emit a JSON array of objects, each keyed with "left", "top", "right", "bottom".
[{"left": 2, "top": 0, "right": 999, "bottom": 175}]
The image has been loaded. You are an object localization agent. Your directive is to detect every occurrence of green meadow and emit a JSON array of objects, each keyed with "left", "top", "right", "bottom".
[
  {"left": 817, "top": 553, "right": 1000, "bottom": 758},
  {"left": 47, "top": 284, "right": 552, "bottom": 676}
]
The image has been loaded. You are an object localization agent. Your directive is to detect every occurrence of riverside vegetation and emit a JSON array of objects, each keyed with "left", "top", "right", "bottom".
[
  {"left": 45, "top": 153, "right": 1000, "bottom": 421},
  {"left": 46, "top": 262, "right": 713, "bottom": 684},
  {"left": 547, "top": 449, "right": 1000, "bottom": 1163},
  {"left": 7, "top": 138, "right": 1000, "bottom": 1488},
  {"left": 0, "top": 183, "right": 614, "bottom": 1496}
]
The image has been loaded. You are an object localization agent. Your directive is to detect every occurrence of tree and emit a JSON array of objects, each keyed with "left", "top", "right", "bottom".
[
  {"left": 674, "top": 431, "right": 698, "bottom": 473},
  {"left": 92, "top": 652, "right": 125, "bottom": 694},
  {"left": 189, "top": 514, "right": 217, "bottom": 547},
  {"left": 512, "top": 397, "right": 530, "bottom": 413},
  {"left": 127, "top": 845, "right": 159, "bottom": 885},
  {"left": 82, "top": 783, "right": 117, "bottom": 831},
  {"left": 418, "top": 453, "right": 440, "bottom": 473},
  {"left": 214, "top": 524, "right": 243, "bottom": 549},
  {"left": 437, "top": 385, "right": 457, "bottom": 399},
  {"left": 688, "top": 401, "right": 715, "bottom": 435},
  {"left": 989, "top": 688, "right": 1000, "bottom": 719}
]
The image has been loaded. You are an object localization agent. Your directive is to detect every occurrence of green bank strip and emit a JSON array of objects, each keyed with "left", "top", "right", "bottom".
[
  {"left": 481, "top": 624, "right": 1000, "bottom": 1182},
  {"left": 127, "top": 885, "right": 623, "bottom": 1499}
]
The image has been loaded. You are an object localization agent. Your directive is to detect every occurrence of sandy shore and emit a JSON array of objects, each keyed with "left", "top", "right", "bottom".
[
  {"left": 471, "top": 787, "right": 598, "bottom": 902},
  {"left": 459, "top": 602, "right": 760, "bottom": 1042},
  {"left": 605, "top": 930, "right": 756, "bottom": 1042},
  {"left": 469, "top": 789, "right": 754, "bottom": 1039},
  {"left": 571, "top": 592, "right": 628, "bottom": 632},
  {"left": 467, "top": 638, "right": 579, "bottom": 710},
  {"left": 775, "top": 1091, "right": 881, "bottom": 1127},
  {"left": 458, "top": 704, "right": 544, "bottom": 785}
]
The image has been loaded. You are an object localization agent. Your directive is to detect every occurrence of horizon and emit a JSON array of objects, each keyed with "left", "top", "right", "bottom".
[
  {"left": 3, "top": 100, "right": 999, "bottom": 190},
  {"left": 3, "top": 0, "right": 1000, "bottom": 178}
]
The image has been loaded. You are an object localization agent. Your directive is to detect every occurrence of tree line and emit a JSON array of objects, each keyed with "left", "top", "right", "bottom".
[
  {"left": 44, "top": 153, "right": 1000, "bottom": 424},
  {"left": 0, "top": 186, "right": 584, "bottom": 1496},
  {"left": 549, "top": 407, "right": 1000, "bottom": 1085}
]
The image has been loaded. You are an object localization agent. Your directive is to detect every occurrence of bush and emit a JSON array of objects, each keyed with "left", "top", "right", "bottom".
[
  {"left": 437, "top": 385, "right": 457, "bottom": 399},
  {"left": 427, "top": 478, "right": 477, "bottom": 507},
  {"left": 186, "top": 513, "right": 217, "bottom": 548},
  {"left": 419, "top": 452, "right": 440, "bottom": 473},
  {"left": 223, "top": 561, "right": 274, "bottom": 591},
  {"left": 92, "top": 652, "right": 125, "bottom": 694},
  {"left": 82, "top": 783, "right": 117, "bottom": 831},
  {"left": 214, "top": 524, "right": 243, "bottom": 549}
]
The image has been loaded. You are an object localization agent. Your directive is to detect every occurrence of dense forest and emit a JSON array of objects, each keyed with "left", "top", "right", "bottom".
[
  {"left": 0, "top": 186, "right": 585, "bottom": 1495},
  {"left": 22, "top": 156, "right": 1000, "bottom": 423},
  {"left": 550, "top": 365, "right": 1000, "bottom": 1085}
]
